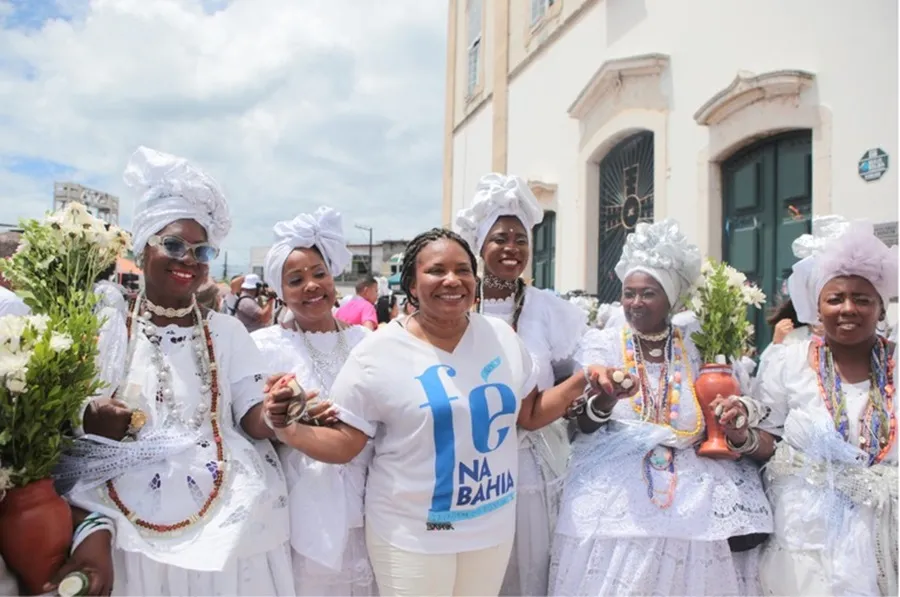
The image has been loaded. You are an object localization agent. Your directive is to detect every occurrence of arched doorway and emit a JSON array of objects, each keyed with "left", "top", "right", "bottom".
[
  {"left": 722, "top": 130, "right": 813, "bottom": 350},
  {"left": 597, "top": 131, "right": 654, "bottom": 303}
]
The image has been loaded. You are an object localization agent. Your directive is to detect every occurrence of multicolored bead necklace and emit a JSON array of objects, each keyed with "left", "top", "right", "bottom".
[
  {"left": 622, "top": 326, "right": 703, "bottom": 508},
  {"left": 814, "top": 336, "right": 896, "bottom": 465},
  {"left": 105, "top": 297, "right": 226, "bottom": 534}
]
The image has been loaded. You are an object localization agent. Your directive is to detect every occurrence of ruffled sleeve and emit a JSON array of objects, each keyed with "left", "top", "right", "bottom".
[
  {"left": 753, "top": 341, "right": 809, "bottom": 437},
  {"left": 213, "top": 313, "right": 268, "bottom": 428},
  {"left": 532, "top": 288, "right": 588, "bottom": 362},
  {"left": 574, "top": 327, "right": 622, "bottom": 368}
]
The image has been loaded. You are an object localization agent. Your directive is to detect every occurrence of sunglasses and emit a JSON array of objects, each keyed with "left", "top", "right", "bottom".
[{"left": 148, "top": 235, "right": 219, "bottom": 264}]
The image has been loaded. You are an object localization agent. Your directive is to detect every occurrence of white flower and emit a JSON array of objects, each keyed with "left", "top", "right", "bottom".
[
  {"left": 725, "top": 266, "right": 747, "bottom": 288},
  {"left": 700, "top": 260, "right": 713, "bottom": 275},
  {"left": 26, "top": 314, "right": 50, "bottom": 334},
  {"left": 0, "top": 350, "right": 30, "bottom": 379},
  {"left": 5, "top": 373, "right": 26, "bottom": 394},
  {"left": 49, "top": 332, "right": 74, "bottom": 353},
  {"left": 0, "top": 315, "right": 28, "bottom": 351},
  {"left": 742, "top": 285, "right": 766, "bottom": 308},
  {"left": 0, "top": 466, "right": 12, "bottom": 500},
  {"left": 690, "top": 295, "right": 704, "bottom": 312}
]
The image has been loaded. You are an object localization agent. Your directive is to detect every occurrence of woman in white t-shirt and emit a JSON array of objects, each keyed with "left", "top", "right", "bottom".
[{"left": 264, "top": 228, "right": 635, "bottom": 597}]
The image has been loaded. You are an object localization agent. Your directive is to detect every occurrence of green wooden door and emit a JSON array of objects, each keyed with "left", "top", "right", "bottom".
[
  {"left": 722, "top": 131, "right": 812, "bottom": 352},
  {"left": 532, "top": 211, "right": 556, "bottom": 289}
]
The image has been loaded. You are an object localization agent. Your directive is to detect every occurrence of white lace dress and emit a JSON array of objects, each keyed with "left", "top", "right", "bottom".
[
  {"left": 549, "top": 323, "right": 773, "bottom": 596},
  {"left": 482, "top": 286, "right": 587, "bottom": 596},
  {"left": 252, "top": 324, "right": 377, "bottom": 597},
  {"left": 755, "top": 340, "right": 898, "bottom": 596},
  {"left": 64, "top": 312, "right": 294, "bottom": 596}
]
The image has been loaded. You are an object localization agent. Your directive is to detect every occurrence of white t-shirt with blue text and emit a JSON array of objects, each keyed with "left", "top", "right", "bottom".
[{"left": 332, "top": 313, "right": 538, "bottom": 554}]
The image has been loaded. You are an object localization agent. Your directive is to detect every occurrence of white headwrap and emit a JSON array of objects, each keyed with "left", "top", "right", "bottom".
[
  {"left": 786, "top": 215, "right": 851, "bottom": 324},
  {"left": 810, "top": 221, "right": 898, "bottom": 313},
  {"left": 614, "top": 219, "right": 702, "bottom": 310},
  {"left": 124, "top": 146, "right": 231, "bottom": 256},
  {"left": 263, "top": 207, "right": 353, "bottom": 299},
  {"left": 455, "top": 173, "right": 544, "bottom": 255}
]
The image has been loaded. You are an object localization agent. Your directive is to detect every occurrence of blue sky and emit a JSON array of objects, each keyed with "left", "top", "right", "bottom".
[{"left": 0, "top": 0, "right": 447, "bottom": 275}]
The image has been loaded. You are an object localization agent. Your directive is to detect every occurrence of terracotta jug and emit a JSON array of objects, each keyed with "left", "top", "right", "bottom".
[
  {"left": 694, "top": 364, "right": 740, "bottom": 460},
  {"left": 0, "top": 478, "right": 73, "bottom": 595}
]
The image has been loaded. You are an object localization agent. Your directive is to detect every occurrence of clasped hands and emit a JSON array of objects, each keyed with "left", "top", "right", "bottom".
[{"left": 262, "top": 373, "right": 339, "bottom": 430}]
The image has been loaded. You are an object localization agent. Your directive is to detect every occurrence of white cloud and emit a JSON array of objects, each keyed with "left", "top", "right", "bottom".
[{"left": 0, "top": 0, "right": 447, "bottom": 273}]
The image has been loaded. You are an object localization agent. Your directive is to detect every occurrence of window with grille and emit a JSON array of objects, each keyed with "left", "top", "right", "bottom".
[
  {"left": 532, "top": 211, "right": 556, "bottom": 290},
  {"left": 467, "top": 0, "right": 482, "bottom": 96},
  {"left": 531, "top": 0, "right": 555, "bottom": 25}
]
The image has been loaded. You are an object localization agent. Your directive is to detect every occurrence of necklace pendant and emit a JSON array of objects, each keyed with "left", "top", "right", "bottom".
[
  {"left": 647, "top": 446, "right": 673, "bottom": 470},
  {"left": 648, "top": 348, "right": 663, "bottom": 358}
]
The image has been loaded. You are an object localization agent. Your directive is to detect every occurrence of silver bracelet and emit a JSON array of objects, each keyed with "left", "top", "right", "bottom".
[
  {"left": 585, "top": 394, "right": 612, "bottom": 424},
  {"left": 726, "top": 427, "right": 760, "bottom": 454}
]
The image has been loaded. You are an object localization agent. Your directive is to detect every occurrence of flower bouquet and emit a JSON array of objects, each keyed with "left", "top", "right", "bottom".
[
  {"left": 0, "top": 202, "right": 130, "bottom": 594},
  {"left": 686, "top": 260, "right": 766, "bottom": 459}
]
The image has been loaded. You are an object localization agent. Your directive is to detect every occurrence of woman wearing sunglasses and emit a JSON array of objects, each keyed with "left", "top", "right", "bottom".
[{"left": 54, "top": 147, "right": 293, "bottom": 596}]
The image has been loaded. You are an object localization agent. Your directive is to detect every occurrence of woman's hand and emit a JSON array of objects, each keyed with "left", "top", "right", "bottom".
[
  {"left": 82, "top": 398, "right": 132, "bottom": 441},
  {"left": 585, "top": 365, "right": 639, "bottom": 411},
  {"left": 42, "top": 530, "right": 114, "bottom": 596},
  {"left": 773, "top": 319, "right": 794, "bottom": 344},
  {"left": 710, "top": 394, "right": 750, "bottom": 445},
  {"left": 304, "top": 400, "right": 340, "bottom": 427}
]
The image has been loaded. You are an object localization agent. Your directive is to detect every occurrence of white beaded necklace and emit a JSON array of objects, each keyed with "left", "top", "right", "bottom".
[
  {"left": 129, "top": 296, "right": 214, "bottom": 430},
  {"left": 294, "top": 319, "right": 350, "bottom": 396}
]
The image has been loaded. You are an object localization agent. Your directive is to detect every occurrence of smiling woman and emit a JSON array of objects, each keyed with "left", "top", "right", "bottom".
[
  {"left": 264, "top": 227, "right": 627, "bottom": 597},
  {"left": 54, "top": 146, "right": 294, "bottom": 596}
]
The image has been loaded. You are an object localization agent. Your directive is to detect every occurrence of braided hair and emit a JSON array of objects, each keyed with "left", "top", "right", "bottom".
[{"left": 400, "top": 228, "right": 477, "bottom": 309}]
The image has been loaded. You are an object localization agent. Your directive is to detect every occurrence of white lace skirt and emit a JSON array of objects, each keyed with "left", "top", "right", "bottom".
[
  {"left": 293, "top": 527, "right": 378, "bottom": 596},
  {"left": 500, "top": 426, "right": 567, "bottom": 596},
  {"left": 549, "top": 535, "right": 762, "bottom": 596},
  {"left": 111, "top": 541, "right": 295, "bottom": 596}
]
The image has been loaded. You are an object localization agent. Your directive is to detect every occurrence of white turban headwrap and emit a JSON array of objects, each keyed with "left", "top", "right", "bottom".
[
  {"left": 455, "top": 173, "right": 544, "bottom": 255},
  {"left": 264, "top": 207, "right": 353, "bottom": 300},
  {"left": 124, "top": 146, "right": 231, "bottom": 256},
  {"left": 808, "top": 221, "right": 898, "bottom": 316},
  {"left": 786, "top": 215, "right": 851, "bottom": 324},
  {"left": 614, "top": 219, "right": 702, "bottom": 311}
]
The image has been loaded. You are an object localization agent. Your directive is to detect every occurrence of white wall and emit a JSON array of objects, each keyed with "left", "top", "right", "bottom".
[
  {"left": 499, "top": 0, "right": 898, "bottom": 292},
  {"left": 451, "top": 101, "right": 495, "bottom": 216}
]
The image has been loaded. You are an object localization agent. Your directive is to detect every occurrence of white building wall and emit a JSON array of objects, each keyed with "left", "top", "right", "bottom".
[
  {"left": 501, "top": 0, "right": 898, "bottom": 292},
  {"left": 451, "top": 101, "right": 495, "bottom": 216}
]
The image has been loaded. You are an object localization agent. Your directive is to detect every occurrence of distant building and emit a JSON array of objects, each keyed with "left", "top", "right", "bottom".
[
  {"left": 53, "top": 182, "right": 120, "bottom": 225},
  {"left": 248, "top": 238, "right": 410, "bottom": 285}
]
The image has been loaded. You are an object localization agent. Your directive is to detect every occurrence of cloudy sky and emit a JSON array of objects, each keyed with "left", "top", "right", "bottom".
[{"left": 0, "top": 0, "right": 447, "bottom": 274}]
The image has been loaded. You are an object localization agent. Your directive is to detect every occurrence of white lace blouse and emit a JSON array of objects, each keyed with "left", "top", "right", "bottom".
[
  {"left": 557, "top": 322, "right": 773, "bottom": 542},
  {"left": 65, "top": 313, "right": 289, "bottom": 571},
  {"left": 252, "top": 324, "right": 373, "bottom": 573}
]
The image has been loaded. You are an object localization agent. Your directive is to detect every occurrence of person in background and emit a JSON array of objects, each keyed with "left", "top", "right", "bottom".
[
  {"left": 234, "top": 273, "right": 276, "bottom": 332},
  {"left": 375, "top": 293, "right": 398, "bottom": 328},
  {"left": 0, "top": 230, "right": 29, "bottom": 316},
  {"left": 335, "top": 276, "right": 378, "bottom": 330},
  {"left": 195, "top": 277, "right": 222, "bottom": 311},
  {"left": 221, "top": 274, "right": 244, "bottom": 314}
]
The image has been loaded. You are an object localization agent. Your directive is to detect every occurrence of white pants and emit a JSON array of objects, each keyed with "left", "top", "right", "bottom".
[{"left": 366, "top": 525, "right": 514, "bottom": 597}]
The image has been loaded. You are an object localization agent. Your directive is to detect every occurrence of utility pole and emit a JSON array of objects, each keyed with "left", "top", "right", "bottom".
[
  {"left": 355, "top": 224, "right": 374, "bottom": 275},
  {"left": 222, "top": 251, "right": 229, "bottom": 281}
]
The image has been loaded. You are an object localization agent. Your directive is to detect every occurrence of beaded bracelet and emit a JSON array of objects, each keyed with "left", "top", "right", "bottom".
[{"left": 70, "top": 513, "right": 115, "bottom": 556}]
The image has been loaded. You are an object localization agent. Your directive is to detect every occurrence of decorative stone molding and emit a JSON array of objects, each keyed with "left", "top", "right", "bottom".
[
  {"left": 568, "top": 54, "right": 670, "bottom": 120},
  {"left": 693, "top": 70, "right": 816, "bottom": 126},
  {"left": 528, "top": 180, "right": 558, "bottom": 207}
]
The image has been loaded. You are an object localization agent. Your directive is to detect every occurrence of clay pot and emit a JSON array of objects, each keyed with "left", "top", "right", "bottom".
[
  {"left": 0, "top": 478, "right": 72, "bottom": 595},
  {"left": 695, "top": 364, "right": 740, "bottom": 460}
]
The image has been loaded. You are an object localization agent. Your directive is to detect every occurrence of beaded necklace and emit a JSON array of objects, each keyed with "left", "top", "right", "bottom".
[
  {"left": 105, "top": 297, "right": 226, "bottom": 535},
  {"left": 814, "top": 336, "right": 896, "bottom": 465},
  {"left": 622, "top": 326, "right": 703, "bottom": 508},
  {"left": 473, "top": 277, "right": 526, "bottom": 331}
]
